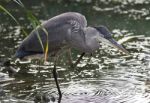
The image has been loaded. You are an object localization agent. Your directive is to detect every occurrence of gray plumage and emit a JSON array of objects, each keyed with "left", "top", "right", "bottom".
[
  {"left": 15, "top": 12, "right": 128, "bottom": 59},
  {"left": 14, "top": 12, "right": 129, "bottom": 102}
]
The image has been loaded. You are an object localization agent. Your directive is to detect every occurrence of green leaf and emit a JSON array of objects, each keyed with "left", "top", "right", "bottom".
[
  {"left": 0, "top": 5, "right": 28, "bottom": 36},
  {"left": 0, "top": 5, "right": 19, "bottom": 25}
]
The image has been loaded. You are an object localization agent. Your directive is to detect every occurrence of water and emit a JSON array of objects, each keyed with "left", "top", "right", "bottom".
[{"left": 0, "top": 0, "right": 150, "bottom": 103}]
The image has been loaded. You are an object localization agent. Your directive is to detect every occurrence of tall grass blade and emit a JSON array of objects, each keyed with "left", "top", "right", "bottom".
[
  {"left": 26, "top": 11, "right": 44, "bottom": 51},
  {"left": 0, "top": 5, "right": 19, "bottom": 25},
  {"left": 0, "top": 5, "right": 28, "bottom": 36},
  {"left": 26, "top": 10, "right": 49, "bottom": 61},
  {"left": 2, "top": 1, "right": 49, "bottom": 61},
  {"left": 45, "top": 40, "right": 49, "bottom": 61}
]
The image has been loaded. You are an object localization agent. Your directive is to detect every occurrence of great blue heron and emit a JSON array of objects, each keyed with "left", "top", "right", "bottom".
[{"left": 14, "top": 12, "right": 129, "bottom": 103}]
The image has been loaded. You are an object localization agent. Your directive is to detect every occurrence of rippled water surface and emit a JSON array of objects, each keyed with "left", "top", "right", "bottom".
[{"left": 0, "top": 0, "right": 150, "bottom": 103}]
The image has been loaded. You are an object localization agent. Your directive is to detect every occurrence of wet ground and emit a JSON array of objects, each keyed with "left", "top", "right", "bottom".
[{"left": 0, "top": 0, "right": 150, "bottom": 103}]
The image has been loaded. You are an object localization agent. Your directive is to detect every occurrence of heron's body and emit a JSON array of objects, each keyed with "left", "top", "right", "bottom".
[
  {"left": 15, "top": 12, "right": 100, "bottom": 59},
  {"left": 15, "top": 12, "right": 128, "bottom": 103}
]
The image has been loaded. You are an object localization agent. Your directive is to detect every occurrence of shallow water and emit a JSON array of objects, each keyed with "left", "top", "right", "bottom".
[{"left": 0, "top": 0, "right": 150, "bottom": 103}]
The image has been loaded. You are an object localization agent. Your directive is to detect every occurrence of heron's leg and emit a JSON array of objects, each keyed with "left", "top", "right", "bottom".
[
  {"left": 53, "top": 57, "right": 62, "bottom": 103},
  {"left": 66, "top": 49, "right": 73, "bottom": 67},
  {"left": 73, "top": 52, "right": 85, "bottom": 68}
]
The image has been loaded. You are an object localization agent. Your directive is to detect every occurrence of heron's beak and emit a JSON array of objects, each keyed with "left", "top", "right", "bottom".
[
  {"left": 108, "top": 38, "right": 129, "bottom": 54},
  {"left": 97, "top": 37, "right": 129, "bottom": 54}
]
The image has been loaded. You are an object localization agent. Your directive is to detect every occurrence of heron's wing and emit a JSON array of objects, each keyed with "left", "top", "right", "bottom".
[
  {"left": 43, "top": 12, "right": 87, "bottom": 50},
  {"left": 37, "top": 12, "right": 88, "bottom": 50},
  {"left": 68, "top": 19, "right": 86, "bottom": 42},
  {"left": 44, "top": 12, "right": 87, "bottom": 29}
]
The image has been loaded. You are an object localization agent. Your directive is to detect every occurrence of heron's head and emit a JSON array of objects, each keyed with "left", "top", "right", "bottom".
[{"left": 94, "top": 25, "right": 129, "bottom": 54}]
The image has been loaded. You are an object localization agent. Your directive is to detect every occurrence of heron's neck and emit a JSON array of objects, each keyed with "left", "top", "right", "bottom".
[{"left": 84, "top": 27, "right": 100, "bottom": 53}]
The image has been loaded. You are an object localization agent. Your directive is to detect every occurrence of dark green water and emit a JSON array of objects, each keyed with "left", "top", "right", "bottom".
[{"left": 0, "top": 0, "right": 150, "bottom": 103}]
